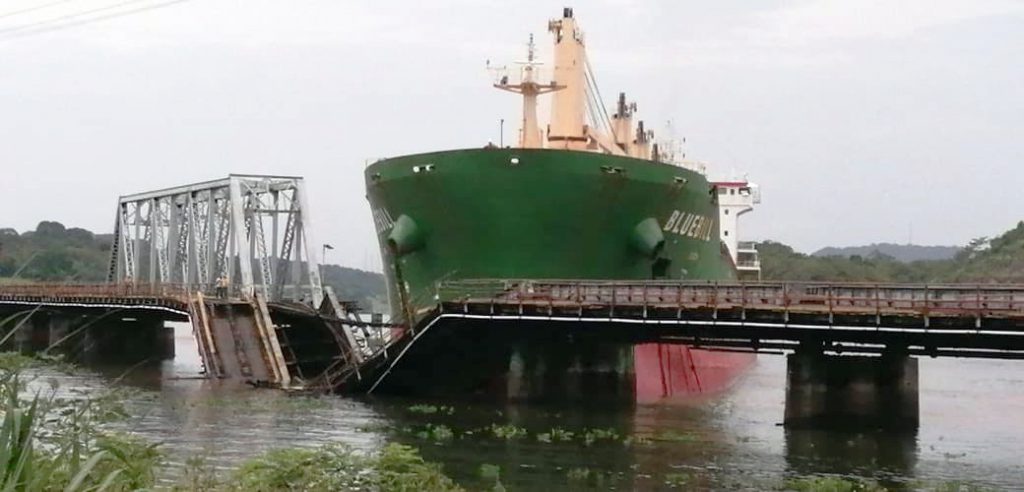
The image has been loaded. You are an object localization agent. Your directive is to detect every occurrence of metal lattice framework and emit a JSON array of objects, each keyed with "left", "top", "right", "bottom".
[{"left": 107, "top": 175, "right": 324, "bottom": 304}]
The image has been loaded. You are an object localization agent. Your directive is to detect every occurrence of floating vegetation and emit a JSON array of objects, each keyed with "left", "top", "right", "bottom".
[
  {"left": 232, "top": 443, "right": 463, "bottom": 492},
  {"left": 416, "top": 423, "right": 455, "bottom": 442},
  {"left": 408, "top": 404, "right": 456, "bottom": 415},
  {"left": 582, "top": 427, "right": 620, "bottom": 446},
  {"left": 565, "top": 466, "right": 616, "bottom": 489},
  {"left": 782, "top": 476, "right": 886, "bottom": 492},
  {"left": 664, "top": 471, "right": 693, "bottom": 488},
  {"left": 622, "top": 435, "right": 653, "bottom": 447},
  {"left": 489, "top": 423, "right": 528, "bottom": 440},
  {"left": 536, "top": 427, "right": 575, "bottom": 443},
  {"left": 918, "top": 480, "right": 1000, "bottom": 492},
  {"left": 193, "top": 394, "right": 331, "bottom": 412},
  {"left": 355, "top": 421, "right": 391, "bottom": 433},
  {"left": 478, "top": 463, "right": 505, "bottom": 491},
  {"left": 652, "top": 430, "right": 699, "bottom": 443}
]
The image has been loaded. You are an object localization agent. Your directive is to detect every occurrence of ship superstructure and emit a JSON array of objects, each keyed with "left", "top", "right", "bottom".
[{"left": 714, "top": 179, "right": 762, "bottom": 279}]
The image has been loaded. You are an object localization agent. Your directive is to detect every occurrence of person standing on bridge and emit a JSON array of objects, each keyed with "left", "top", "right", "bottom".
[{"left": 215, "top": 275, "right": 229, "bottom": 299}]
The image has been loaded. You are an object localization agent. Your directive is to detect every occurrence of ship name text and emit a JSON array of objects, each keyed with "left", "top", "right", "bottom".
[{"left": 663, "top": 210, "right": 714, "bottom": 242}]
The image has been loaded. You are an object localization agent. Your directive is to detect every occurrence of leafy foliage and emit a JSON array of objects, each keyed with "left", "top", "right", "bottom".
[{"left": 0, "top": 222, "right": 110, "bottom": 282}]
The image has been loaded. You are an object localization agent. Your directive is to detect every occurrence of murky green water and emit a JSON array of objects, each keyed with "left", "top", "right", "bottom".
[{"left": 34, "top": 325, "right": 1024, "bottom": 490}]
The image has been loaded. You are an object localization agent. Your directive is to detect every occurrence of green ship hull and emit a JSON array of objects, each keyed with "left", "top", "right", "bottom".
[
  {"left": 367, "top": 148, "right": 732, "bottom": 311},
  {"left": 364, "top": 148, "right": 749, "bottom": 401}
]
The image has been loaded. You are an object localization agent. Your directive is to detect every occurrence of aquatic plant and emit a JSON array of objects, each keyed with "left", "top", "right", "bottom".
[
  {"left": 783, "top": 475, "right": 886, "bottom": 492},
  {"left": 581, "top": 427, "right": 620, "bottom": 446},
  {"left": 566, "top": 467, "right": 593, "bottom": 482},
  {"left": 230, "top": 444, "right": 375, "bottom": 491},
  {"left": 622, "top": 434, "right": 653, "bottom": 447},
  {"left": 375, "top": 443, "right": 463, "bottom": 492},
  {"left": 477, "top": 463, "right": 506, "bottom": 492},
  {"left": 229, "top": 443, "right": 463, "bottom": 492},
  {"left": 566, "top": 467, "right": 614, "bottom": 489},
  {"left": 489, "top": 423, "right": 528, "bottom": 440},
  {"left": 408, "top": 404, "right": 455, "bottom": 415},
  {"left": 652, "top": 430, "right": 699, "bottom": 443},
  {"left": 175, "top": 454, "right": 222, "bottom": 491},
  {"left": 536, "top": 427, "right": 574, "bottom": 443},
  {"left": 925, "top": 481, "right": 999, "bottom": 492},
  {"left": 416, "top": 423, "right": 455, "bottom": 442},
  {"left": 664, "top": 471, "right": 693, "bottom": 488}
]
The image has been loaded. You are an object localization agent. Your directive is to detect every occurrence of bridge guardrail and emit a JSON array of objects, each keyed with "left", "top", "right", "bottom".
[
  {"left": 436, "top": 279, "right": 1024, "bottom": 318},
  {"left": 0, "top": 282, "right": 194, "bottom": 299}
]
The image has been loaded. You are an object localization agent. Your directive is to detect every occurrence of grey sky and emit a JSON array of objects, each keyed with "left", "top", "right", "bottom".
[{"left": 1, "top": 0, "right": 1021, "bottom": 271}]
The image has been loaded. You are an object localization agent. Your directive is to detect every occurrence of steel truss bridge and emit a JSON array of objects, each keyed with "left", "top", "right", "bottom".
[{"left": 108, "top": 174, "right": 324, "bottom": 305}]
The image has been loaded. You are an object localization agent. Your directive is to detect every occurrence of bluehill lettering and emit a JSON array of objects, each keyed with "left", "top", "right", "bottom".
[{"left": 662, "top": 210, "right": 714, "bottom": 242}]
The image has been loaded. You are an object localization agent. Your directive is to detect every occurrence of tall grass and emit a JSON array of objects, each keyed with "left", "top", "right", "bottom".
[{"left": 0, "top": 368, "right": 158, "bottom": 491}]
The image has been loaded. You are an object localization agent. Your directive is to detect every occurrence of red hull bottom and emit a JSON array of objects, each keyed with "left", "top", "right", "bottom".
[{"left": 634, "top": 344, "right": 756, "bottom": 404}]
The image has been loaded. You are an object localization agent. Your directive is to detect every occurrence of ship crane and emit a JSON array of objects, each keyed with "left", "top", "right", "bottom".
[{"left": 492, "top": 7, "right": 658, "bottom": 161}]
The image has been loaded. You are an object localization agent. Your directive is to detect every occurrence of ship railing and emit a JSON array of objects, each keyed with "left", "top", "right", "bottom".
[
  {"left": 435, "top": 279, "right": 1024, "bottom": 319},
  {"left": 736, "top": 241, "right": 759, "bottom": 253}
]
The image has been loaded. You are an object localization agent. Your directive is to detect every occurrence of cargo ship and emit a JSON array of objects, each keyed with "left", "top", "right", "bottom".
[{"left": 365, "top": 8, "right": 757, "bottom": 402}]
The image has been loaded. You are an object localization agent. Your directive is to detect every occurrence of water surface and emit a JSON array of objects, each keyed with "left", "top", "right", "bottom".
[{"left": 38, "top": 325, "right": 1024, "bottom": 490}]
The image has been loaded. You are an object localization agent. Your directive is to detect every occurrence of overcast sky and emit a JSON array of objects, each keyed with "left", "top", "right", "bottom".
[{"left": 1, "top": 0, "right": 1021, "bottom": 271}]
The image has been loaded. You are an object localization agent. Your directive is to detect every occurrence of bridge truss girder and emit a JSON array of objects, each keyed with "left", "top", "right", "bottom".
[{"left": 107, "top": 174, "right": 324, "bottom": 305}]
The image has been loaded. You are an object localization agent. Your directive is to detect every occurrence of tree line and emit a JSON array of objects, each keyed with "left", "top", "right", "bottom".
[
  {"left": 758, "top": 221, "right": 1024, "bottom": 284},
  {"left": 0, "top": 221, "right": 388, "bottom": 310}
]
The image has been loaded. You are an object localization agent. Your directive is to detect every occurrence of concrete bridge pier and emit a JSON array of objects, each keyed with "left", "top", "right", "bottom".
[
  {"left": 784, "top": 351, "right": 919, "bottom": 430},
  {"left": 10, "top": 314, "right": 34, "bottom": 352},
  {"left": 62, "top": 314, "right": 174, "bottom": 363},
  {"left": 46, "top": 316, "right": 72, "bottom": 352}
]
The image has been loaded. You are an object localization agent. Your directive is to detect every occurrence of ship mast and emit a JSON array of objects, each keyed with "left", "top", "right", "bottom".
[{"left": 493, "top": 35, "right": 563, "bottom": 148}]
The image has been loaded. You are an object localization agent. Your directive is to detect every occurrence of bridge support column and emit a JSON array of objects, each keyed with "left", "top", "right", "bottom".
[
  {"left": 784, "top": 353, "right": 918, "bottom": 429},
  {"left": 11, "top": 315, "right": 34, "bottom": 352},
  {"left": 47, "top": 316, "right": 72, "bottom": 352},
  {"left": 160, "top": 326, "right": 175, "bottom": 360}
]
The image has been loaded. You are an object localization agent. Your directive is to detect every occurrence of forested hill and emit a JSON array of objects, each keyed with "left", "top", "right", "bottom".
[
  {"left": 760, "top": 221, "right": 1024, "bottom": 283},
  {"left": 0, "top": 221, "right": 387, "bottom": 310},
  {"left": 0, "top": 222, "right": 111, "bottom": 281},
  {"left": 5, "top": 219, "right": 1024, "bottom": 308},
  {"left": 813, "top": 243, "right": 960, "bottom": 262}
]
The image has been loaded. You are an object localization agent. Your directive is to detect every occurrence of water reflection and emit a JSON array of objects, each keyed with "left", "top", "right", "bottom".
[{"left": 785, "top": 429, "right": 918, "bottom": 482}]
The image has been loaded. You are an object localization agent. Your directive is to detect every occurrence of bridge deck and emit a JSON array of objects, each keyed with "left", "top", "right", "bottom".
[
  {"left": 0, "top": 283, "right": 191, "bottom": 313},
  {"left": 429, "top": 280, "right": 1024, "bottom": 358}
]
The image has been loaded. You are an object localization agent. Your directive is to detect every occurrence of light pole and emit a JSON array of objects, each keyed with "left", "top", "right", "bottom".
[{"left": 320, "top": 243, "right": 334, "bottom": 286}]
